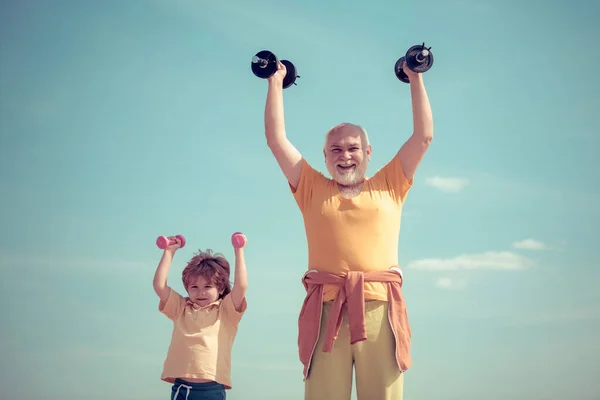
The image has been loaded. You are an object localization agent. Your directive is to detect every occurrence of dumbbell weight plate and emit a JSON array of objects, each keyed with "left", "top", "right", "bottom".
[
  {"left": 231, "top": 232, "right": 247, "bottom": 249},
  {"left": 251, "top": 50, "right": 279, "bottom": 79},
  {"left": 405, "top": 45, "right": 434, "bottom": 73},
  {"left": 394, "top": 57, "right": 410, "bottom": 83},
  {"left": 281, "top": 60, "right": 298, "bottom": 89}
]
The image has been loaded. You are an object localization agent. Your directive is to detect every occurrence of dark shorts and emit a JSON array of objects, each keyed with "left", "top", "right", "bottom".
[{"left": 171, "top": 379, "right": 226, "bottom": 400}]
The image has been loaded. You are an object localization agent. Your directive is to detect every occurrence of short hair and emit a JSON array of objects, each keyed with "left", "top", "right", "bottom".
[
  {"left": 324, "top": 122, "right": 370, "bottom": 148},
  {"left": 181, "top": 249, "right": 231, "bottom": 298}
]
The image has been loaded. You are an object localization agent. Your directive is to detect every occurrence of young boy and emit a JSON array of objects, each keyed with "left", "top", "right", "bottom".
[{"left": 153, "top": 233, "right": 248, "bottom": 399}]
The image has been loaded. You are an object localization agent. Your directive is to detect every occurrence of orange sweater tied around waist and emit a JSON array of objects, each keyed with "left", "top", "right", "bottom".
[{"left": 297, "top": 268, "right": 412, "bottom": 380}]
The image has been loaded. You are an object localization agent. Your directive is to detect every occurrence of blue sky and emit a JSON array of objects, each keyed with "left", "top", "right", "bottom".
[{"left": 1, "top": 0, "right": 599, "bottom": 399}]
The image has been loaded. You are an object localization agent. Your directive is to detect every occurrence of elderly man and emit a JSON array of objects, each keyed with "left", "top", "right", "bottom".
[{"left": 263, "top": 60, "right": 433, "bottom": 400}]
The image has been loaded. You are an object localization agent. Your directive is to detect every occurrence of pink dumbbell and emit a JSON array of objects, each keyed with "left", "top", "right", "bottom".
[
  {"left": 156, "top": 235, "right": 186, "bottom": 249},
  {"left": 231, "top": 232, "right": 247, "bottom": 249}
]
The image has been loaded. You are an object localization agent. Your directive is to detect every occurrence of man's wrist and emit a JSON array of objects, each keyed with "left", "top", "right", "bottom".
[
  {"left": 408, "top": 73, "right": 424, "bottom": 85},
  {"left": 267, "top": 80, "right": 284, "bottom": 91}
]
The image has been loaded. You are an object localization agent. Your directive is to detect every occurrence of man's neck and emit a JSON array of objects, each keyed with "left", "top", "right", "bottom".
[{"left": 337, "top": 181, "right": 364, "bottom": 199}]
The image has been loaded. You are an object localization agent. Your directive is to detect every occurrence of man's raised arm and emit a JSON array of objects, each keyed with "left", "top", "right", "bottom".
[
  {"left": 397, "top": 65, "right": 434, "bottom": 181},
  {"left": 264, "top": 62, "right": 303, "bottom": 190}
]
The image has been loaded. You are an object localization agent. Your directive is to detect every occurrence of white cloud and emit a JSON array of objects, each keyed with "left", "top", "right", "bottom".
[
  {"left": 407, "top": 251, "right": 533, "bottom": 271},
  {"left": 435, "top": 277, "right": 468, "bottom": 290},
  {"left": 512, "top": 238, "right": 548, "bottom": 250},
  {"left": 424, "top": 176, "right": 470, "bottom": 193}
]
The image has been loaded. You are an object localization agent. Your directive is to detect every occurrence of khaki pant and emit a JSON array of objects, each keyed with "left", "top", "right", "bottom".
[{"left": 304, "top": 301, "right": 404, "bottom": 400}]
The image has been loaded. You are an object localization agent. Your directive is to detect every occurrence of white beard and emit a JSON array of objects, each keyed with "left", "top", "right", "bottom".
[{"left": 332, "top": 161, "right": 369, "bottom": 186}]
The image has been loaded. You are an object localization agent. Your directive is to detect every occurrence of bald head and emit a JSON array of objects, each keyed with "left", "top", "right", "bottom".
[{"left": 324, "top": 123, "right": 370, "bottom": 150}]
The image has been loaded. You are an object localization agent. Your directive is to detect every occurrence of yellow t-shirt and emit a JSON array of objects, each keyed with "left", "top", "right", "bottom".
[
  {"left": 291, "top": 153, "right": 412, "bottom": 302},
  {"left": 159, "top": 288, "right": 246, "bottom": 389}
]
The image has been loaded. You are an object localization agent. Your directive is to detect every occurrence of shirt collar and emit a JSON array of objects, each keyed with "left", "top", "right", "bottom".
[{"left": 185, "top": 297, "right": 222, "bottom": 310}]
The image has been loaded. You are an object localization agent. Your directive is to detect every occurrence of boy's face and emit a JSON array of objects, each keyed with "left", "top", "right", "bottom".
[{"left": 187, "top": 275, "right": 222, "bottom": 307}]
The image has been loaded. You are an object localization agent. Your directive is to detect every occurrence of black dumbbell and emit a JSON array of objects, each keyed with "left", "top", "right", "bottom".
[
  {"left": 251, "top": 50, "right": 300, "bottom": 89},
  {"left": 394, "top": 43, "right": 434, "bottom": 83}
]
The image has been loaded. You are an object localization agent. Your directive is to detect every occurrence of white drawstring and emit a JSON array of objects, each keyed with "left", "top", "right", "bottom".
[
  {"left": 389, "top": 266, "right": 403, "bottom": 279},
  {"left": 173, "top": 383, "right": 192, "bottom": 400}
]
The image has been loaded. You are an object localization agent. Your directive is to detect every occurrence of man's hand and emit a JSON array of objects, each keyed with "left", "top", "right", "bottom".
[
  {"left": 267, "top": 61, "right": 287, "bottom": 86},
  {"left": 402, "top": 60, "right": 422, "bottom": 82}
]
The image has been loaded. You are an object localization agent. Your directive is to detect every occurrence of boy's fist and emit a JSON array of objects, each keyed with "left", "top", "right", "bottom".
[
  {"left": 156, "top": 235, "right": 186, "bottom": 250},
  {"left": 231, "top": 232, "right": 247, "bottom": 249}
]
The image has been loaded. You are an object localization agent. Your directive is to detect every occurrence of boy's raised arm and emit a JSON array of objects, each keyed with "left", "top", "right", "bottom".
[
  {"left": 230, "top": 233, "right": 248, "bottom": 312},
  {"left": 153, "top": 237, "right": 183, "bottom": 302}
]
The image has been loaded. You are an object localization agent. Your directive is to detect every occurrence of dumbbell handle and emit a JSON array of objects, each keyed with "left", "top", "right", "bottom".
[
  {"left": 252, "top": 56, "right": 269, "bottom": 67},
  {"left": 414, "top": 50, "right": 430, "bottom": 64},
  {"left": 156, "top": 235, "right": 186, "bottom": 249}
]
